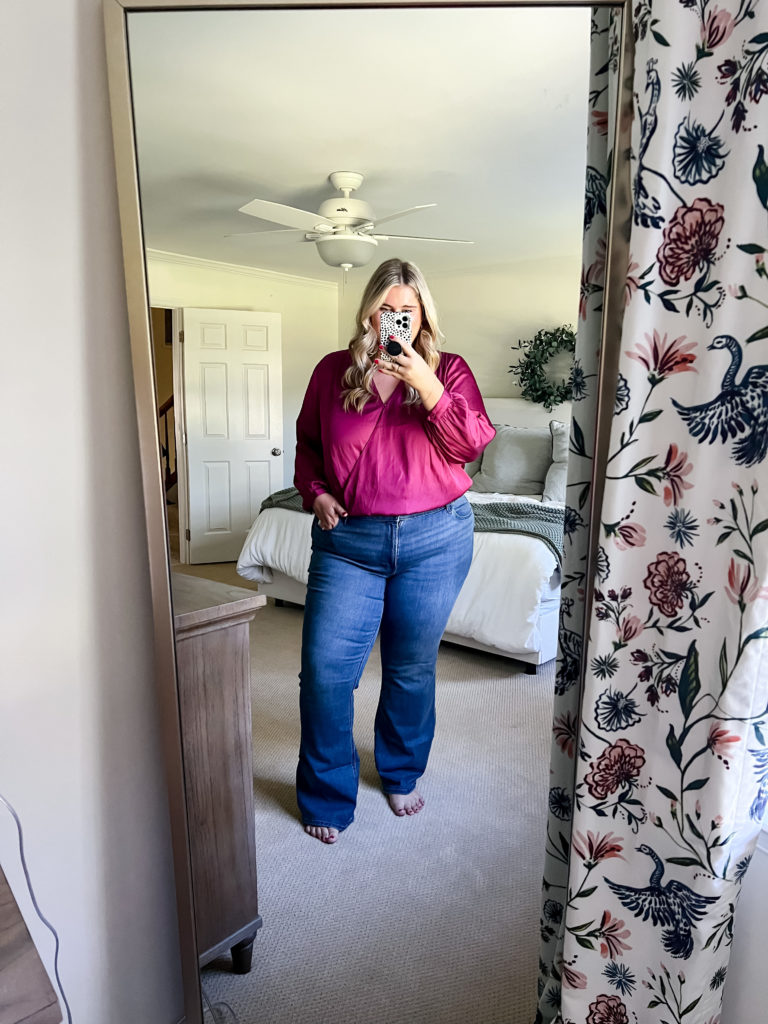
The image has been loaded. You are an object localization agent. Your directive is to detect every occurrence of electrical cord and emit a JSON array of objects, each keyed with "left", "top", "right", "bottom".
[
  {"left": 201, "top": 979, "right": 240, "bottom": 1022},
  {"left": 0, "top": 791, "right": 244, "bottom": 1024},
  {"left": 0, "top": 792, "right": 73, "bottom": 1024}
]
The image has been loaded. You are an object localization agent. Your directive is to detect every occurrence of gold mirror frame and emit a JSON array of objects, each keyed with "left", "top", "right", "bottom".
[{"left": 102, "top": 2, "right": 632, "bottom": 1019}]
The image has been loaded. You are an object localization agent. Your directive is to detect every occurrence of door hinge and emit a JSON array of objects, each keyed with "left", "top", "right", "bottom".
[
  {"left": 185, "top": 529, "right": 191, "bottom": 541},
  {"left": 178, "top": 330, "right": 184, "bottom": 344}
]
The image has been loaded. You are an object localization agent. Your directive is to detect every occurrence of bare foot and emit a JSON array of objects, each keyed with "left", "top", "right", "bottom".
[
  {"left": 304, "top": 825, "right": 339, "bottom": 844},
  {"left": 387, "top": 790, "right": 424, "bottom": 817}
]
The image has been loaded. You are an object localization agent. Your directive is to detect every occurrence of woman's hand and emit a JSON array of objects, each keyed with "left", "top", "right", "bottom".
[
  {"left": 313, "top": 492, "right": 348, "bottom": 530},
  {"left": 375, "top": 338, "right": 445, "bottom": 411}
]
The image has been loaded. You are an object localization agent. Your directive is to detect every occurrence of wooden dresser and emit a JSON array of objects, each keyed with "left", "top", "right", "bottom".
[{"left": 171, "top": 573, "right": 266, "bottom": 973}]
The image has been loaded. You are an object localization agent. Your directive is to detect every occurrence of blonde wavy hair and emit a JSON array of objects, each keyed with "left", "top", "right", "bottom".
[{"left": 342, "top": 258, "right": 444, "bottom": 412}]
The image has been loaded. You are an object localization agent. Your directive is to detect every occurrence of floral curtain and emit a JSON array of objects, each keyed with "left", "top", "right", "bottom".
[{"left": 537, "top": 3, "right": 768, "bottom": 1023}]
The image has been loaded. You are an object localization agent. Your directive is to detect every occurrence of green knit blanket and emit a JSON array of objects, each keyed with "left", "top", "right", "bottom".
[
  {"left": 470, "top": 501, "right": 564, "bottom": 566},
  {"left": 260, "top": 487, "right": 564, "bottom": 566}
]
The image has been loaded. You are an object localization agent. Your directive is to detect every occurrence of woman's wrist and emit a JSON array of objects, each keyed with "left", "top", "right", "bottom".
[{"left": 420, "top": 379, "right": 444, "bottom": 412}]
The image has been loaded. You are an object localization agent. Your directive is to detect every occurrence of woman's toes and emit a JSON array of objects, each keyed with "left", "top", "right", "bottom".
[
  {"left": 304, "top": 825, "right": 339, "bottom": 843},
  {"left": 387, "top": 790, "right": 424, "bottom": 817}
]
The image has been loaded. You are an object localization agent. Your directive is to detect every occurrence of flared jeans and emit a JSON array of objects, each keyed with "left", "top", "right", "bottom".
[{"left": 297, "top": 495, "right": 475, "bottom": 830}]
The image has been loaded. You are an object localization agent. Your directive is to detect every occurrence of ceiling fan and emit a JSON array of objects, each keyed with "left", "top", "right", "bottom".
[{"left": 233, "top": 171, "right": 474, "bottom": 270}]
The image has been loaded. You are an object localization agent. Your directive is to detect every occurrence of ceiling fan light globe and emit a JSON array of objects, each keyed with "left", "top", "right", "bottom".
[{"left": 315, "top": 234, "right": 378, "bottom": 268}]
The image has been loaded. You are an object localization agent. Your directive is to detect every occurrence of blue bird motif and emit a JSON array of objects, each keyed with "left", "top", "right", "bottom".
[
  {"left": 638, "top": 59, "right": 660, "bottom": 165},
  {"left": 749, "top": 747, "right": 768, "bottom": 823},
  {"left": 605, "top": 844, "right": 718, "bottom": 959},
  {"left": 633, "top": 58, "right": 664, "bottom": 229},
  {"left": 672, "top": 334, "right": 768, "bottom": 467}
]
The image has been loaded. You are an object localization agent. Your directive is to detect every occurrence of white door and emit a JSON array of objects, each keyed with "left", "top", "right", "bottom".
[{"left": 181, "top": 308, "right": 283, "bottom": 563}]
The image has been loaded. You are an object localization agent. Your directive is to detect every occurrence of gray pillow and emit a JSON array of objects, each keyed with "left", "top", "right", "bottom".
[
  {"left": 542, "top": 461, "right": 568, "bottom": 502},
  {"left": 550, "top": 419, "right": 569, "bottom": 463},
  {"left": 542, "top": 419, "right": 569, "bottom": 502},
  {"left": 470, "top": 425, "right": 552, "bottom": 494},
  {"left": 464, "top": 457, "right": 482, "bottom": 478}
]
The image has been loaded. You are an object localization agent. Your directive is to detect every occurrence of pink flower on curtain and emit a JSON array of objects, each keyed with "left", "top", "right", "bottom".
[
  {"left": 701, "top": 7, "right": 735, "bottom": 50},
  {"left": 725, "top": 558, "right": 768, "bottom": 604},
  {"left": 615, "top": 522, "right": 647, "bottom": 550},
  {"left": 662, "top": 444, "right": 695, "bottom": 506},
  {"left": 561, "top": 962, "right": 589, "bottom": 989},
  {"left": 571, "top": 830, "right": 625, "bottom": 865},
  {"left": 618, "top": 615, "right": 644, "bottom": 643},
  {"left": 656, "top": 198, "right": 725, "bottom": 286},
  {"left": 598, "top": 910, "right": 632, "bottom": 958},
  {"left": 707, "top": 725, "right": 741, "bottom": 758},
  {"left": 585, "top": 740, "right": 646, "bottom": 799},
  {"left": 586, "top": 993, "right": 629, "bottom": 1024},
  {"left": 592, "top": 109, "right": 609, "bottom": 135},
  {"left": 625, "top": 256, "right": 641, "bottom": 306},
  {"left": 553, "top": 711, "right": 579, "bottom": 758},
  {"left": 626, "top": 330, "right": 697, "bottom": 381},
  {"left": 643, "top": 551, "right": 691, "bottom": 616}
]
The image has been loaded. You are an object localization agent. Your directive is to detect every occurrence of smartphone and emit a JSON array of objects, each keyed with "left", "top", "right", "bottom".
[{"left": 379, "top": 310, "right": 412, "bottom": 358}]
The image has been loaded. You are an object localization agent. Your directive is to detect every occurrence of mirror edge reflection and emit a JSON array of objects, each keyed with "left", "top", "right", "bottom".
[{"left": 102, "top": 2, "right": 632, "bottom": 1021}]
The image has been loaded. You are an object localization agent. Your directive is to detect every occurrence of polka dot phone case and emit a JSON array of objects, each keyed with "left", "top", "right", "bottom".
[{"left": 379, "top": 310, "right": 412, "bottom": 359}]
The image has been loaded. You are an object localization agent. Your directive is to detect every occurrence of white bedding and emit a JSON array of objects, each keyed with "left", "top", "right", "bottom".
[{"left": 236, "top": 492, "right": 561, "bottom": 657}]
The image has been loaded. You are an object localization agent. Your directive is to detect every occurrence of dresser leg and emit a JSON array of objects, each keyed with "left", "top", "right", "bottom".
[{"left": 231, "top": 933, "right": 257, "bottom": 974}]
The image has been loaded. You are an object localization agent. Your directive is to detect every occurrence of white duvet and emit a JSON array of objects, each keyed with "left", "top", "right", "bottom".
[{"left": 236, "top": 492, "right": 561, "bottom": 656}]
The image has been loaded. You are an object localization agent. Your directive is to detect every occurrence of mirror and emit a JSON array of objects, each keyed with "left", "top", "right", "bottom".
[{"left": 104, "top": 2, "right": 629, "bottom": 1021}]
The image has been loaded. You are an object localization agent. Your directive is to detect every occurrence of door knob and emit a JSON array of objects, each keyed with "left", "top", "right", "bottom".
[{"left": 271, "top": 447, "right": 282, "bottom": 456}]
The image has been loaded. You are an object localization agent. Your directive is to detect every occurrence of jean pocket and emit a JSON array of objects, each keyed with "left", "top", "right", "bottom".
[{"left": 449, "top": 496, "right": 474, "bottom": 520}]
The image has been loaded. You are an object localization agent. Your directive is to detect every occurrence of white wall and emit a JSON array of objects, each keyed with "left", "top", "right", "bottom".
[
  {"left": 147, "top": 252, "right": 338, "bottom": 486},
  {"left": 721, "top": 827, "right": 768, "bottom": 1024},
  {"left": 338, "top": 255, "right": 581, "bottom": 398},
  {"left": 1, "top": 2, "right": 183, "bottom": 1022}
]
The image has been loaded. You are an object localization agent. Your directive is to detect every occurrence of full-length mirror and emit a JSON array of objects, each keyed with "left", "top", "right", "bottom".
[{"left": 105, "top": 2, "right": 627, "bottom": 1021}]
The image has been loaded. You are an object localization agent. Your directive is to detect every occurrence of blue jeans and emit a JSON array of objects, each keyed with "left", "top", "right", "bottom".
[{"left": 297, "top": 496, "right": 475, "bottom": 830}]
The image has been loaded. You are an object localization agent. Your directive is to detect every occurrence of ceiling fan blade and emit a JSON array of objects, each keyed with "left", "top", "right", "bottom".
[
  {"left": 369, "top": 204, "right": 437, "bottom": 228},
  {"left": 373, "top": 233, "right": 474, "bottom": 244},
  {"left": 238, "top": 198, "right": 335, "bottom": 232},
  {"left": 225, "top": 228, "right": 301, "bottom": 237}
]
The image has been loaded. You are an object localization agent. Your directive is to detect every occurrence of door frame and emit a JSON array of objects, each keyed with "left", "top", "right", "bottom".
[
  {"left": 171, "top": 309, "right": 190, "bottom": 563},
  {"left": 150, "top": 303, "right": 191, "bottom": 564}
]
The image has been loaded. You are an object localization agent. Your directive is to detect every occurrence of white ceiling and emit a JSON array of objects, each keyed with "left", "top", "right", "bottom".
[{"left": 127, "top": 7, "right": 592, "bottom": 283}]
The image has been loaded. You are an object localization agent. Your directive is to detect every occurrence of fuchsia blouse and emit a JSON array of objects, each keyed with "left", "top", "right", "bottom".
[{"left": 294, "top": 349, "right": 495, "bottom": 516}]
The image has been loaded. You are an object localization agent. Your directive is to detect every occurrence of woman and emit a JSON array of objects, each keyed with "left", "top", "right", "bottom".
[{"left": 294, "top": 258, "right": 495, "bottom": 843}]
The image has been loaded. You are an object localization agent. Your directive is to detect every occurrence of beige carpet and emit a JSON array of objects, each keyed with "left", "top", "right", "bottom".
[{"left": 198, "top": 594, "right": 554, "bottom": 1024}]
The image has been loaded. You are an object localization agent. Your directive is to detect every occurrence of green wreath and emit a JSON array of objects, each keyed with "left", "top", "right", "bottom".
[{"left": 509, "top": 324, "right": 576, "bottom": 412}]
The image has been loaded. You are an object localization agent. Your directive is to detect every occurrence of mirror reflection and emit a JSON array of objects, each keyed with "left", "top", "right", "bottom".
[{"left": 127, "top": 6, "right": 593, "bottom": 1021}]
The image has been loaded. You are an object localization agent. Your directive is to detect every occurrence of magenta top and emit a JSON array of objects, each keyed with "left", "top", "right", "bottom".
[{"left": 294, "top": 349, "right": 495, "bottom": 516}]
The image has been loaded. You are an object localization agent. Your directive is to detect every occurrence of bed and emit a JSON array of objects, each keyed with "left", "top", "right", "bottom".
[{"left": 236, "top": 398, "right": 570, "bottom": 672}]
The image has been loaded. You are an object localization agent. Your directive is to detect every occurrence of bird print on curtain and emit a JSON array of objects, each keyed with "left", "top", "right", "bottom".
[
  {"left": 672, "top": 335, "right": 768, "bottom": 466},
  {"left": 605, "top": 844, "right": 718, "bottom": 959}
]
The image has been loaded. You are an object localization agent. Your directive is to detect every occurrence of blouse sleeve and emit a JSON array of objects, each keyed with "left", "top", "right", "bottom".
[
  {"left": 424, "top": 355, "right": 496, "bottom": 464},
  {"left": 294, "top": 363, "right": 331, "bottom": 511}
]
